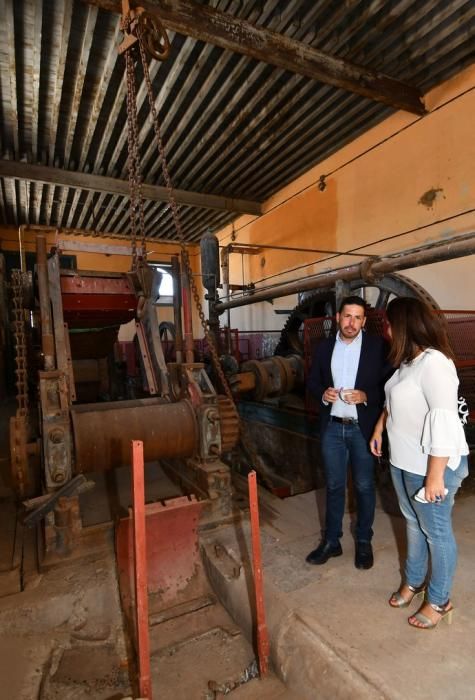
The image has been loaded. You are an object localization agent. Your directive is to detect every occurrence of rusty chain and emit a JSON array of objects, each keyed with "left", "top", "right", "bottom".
[
  {"left": 11, "top": 270, "right": 28, "bottom": 418},
  {"left": 121, "top": 18, "right": 271, "bottom": 478},
  {"left": 11, "top": 269, "right": 29, "bottom": 496},
  {"left": 135, "top": 29, "right": 236, "bottom": 409},
  {"left": 123, "top": 11, "right": 147, "bottom": 269}
]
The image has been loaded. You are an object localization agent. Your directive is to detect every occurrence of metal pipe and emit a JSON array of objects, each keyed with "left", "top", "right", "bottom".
[
  {"left": 171, "top": 255, "right": 184, "bottom": 364},
  {"left": 220, "top": 246, "right": 232, "bottom": 350},
  {"left": 217, "top": 233, "right": 475, "bottom": 312},
  {"left": 181, "top": 253, "right": 194, "bottom": 363},
  {"left": 36, "top": 235, "right": 55, "bottom": 370},
  {"left": 223, "top": 242, "right": 371, "bottom": 257}
]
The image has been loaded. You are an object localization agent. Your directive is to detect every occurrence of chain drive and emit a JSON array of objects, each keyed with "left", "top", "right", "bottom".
[{"left": 11, "top": 269, "right": 30, "bottom": 495}]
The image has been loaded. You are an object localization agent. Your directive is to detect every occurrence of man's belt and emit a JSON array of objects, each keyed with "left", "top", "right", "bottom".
[{"left": 329, "top": 416, "right": 359, "bottom": 425}]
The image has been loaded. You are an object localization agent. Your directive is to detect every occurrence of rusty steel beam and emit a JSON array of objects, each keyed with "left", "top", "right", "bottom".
[
  {"left": 82, "top": 0, "right": 425, "bottom": 115},
  {"left": 217, "top": 233, "right": 475, "bottom": 312},
  {"left": 71, "top": 398, "right": 199, "bottom": 472}
]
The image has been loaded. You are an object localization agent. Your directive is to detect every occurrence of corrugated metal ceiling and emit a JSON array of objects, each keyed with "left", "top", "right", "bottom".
[{"left": 0, "top": 0, "right": 473, "bottom": 243}]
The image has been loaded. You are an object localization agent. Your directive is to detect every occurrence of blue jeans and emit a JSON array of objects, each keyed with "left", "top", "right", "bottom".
[
  {"left": 321, "top": 420, "right": 376, "bottom": 544},
  {"left": 390, "top": 456, "right": 468, "bottom": 606}
]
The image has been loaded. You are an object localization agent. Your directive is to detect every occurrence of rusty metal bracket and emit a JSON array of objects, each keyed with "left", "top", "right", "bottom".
[
  {"left": 118, "top": 1, "right": 141, "bottom": 55},
  {"left": 360, "top": 256, "right": 382, "bottom": 284}
]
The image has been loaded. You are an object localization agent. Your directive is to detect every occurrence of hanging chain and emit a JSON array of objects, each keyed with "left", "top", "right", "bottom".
[
  {"left": 122, "top": 21, "right": 270, "bottom": 479},
  {"left": 135, "top": 30, "right": 236, "bottom": 409},
  {"left": 123, "top": 11, "right": 147, "bottom": 269},
  {"left": 11, "top": 270, "right": 28, "bottom": 418}
]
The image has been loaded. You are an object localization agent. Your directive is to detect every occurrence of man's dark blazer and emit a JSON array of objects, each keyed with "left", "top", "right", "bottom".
[{"left": 308, "top": 332, "right": 393, "bottom": 442}]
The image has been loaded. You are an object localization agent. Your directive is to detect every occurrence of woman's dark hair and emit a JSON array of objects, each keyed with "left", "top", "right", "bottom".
[{"left": 386, "top": 297, "right": 454, "bottom": 366}]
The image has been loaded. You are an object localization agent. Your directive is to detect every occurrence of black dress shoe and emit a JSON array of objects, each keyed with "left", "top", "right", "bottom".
[
  {"left": 306, "top": 540, "right": 342, "bottom": 565},
  {"left": 355, "top": 541, "right": 374, "bottom": 570}
]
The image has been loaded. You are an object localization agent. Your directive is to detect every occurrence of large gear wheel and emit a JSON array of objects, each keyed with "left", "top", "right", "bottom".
[
  {"left": 217, "top": 396, "right": 240, "bottom": 453},
  {"left": 274, "top": 272, "right": 439, "bottom": 356}
]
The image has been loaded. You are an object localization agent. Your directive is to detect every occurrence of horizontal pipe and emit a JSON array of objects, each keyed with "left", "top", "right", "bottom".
[
  {"left": 223, "top": 242, "right": 370, "bottom": 257},
  {"left": 217, "top": 234, "right": 475, "bottom": 312}
]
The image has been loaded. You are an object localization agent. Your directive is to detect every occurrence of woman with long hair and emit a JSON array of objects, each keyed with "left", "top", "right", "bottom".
[{"left": 371, "top": 297, "right": 469, "bottom": 629}]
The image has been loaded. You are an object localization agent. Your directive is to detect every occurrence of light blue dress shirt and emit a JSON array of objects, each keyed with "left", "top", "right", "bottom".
[{"left": 330, "top": 330, "right": 363, "bottom": 419}]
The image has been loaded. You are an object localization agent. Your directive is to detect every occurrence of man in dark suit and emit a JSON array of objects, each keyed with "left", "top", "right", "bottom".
[{"left": 306, "top": 295, "right": 391, "bottom": 569}]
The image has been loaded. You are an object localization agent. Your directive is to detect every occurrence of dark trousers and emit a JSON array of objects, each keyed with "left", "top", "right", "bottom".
[{"left": 320, "top": 420, "right": 376, "bottom": 544}]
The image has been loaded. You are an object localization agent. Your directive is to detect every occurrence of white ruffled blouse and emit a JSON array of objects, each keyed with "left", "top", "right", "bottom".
[{"left": 385, "top": 349, "right": 469, "bottom": 475}]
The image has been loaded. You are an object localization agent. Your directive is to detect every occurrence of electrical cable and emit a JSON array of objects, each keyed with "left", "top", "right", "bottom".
[
  {"left": 219, "top": 85, "right": 475, "bottom": 245},
  {"left": 234, "top": 207, "right": 475, "bottom": 292}
]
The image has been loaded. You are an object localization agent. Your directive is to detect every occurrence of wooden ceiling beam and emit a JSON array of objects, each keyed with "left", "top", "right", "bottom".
[
  {"left": 83, "top": 0, "right": 426, "bottom": 115},
  {"left": 0, "top": 160, "right": 262, "bottom": 215}
]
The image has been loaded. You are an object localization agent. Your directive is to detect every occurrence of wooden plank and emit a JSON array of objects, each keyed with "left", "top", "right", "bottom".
[
  {"left": 0, "top": 160, "right": 262, "bottom": 215},
  {"left": 5, "top": 0, "right": 19, "bottom": 157},
  {"left": 82, "top": 0, "right": 425, "bottom": 114}
]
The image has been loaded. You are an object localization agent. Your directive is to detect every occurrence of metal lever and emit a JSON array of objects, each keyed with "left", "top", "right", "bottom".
[{"left": 22, "top": 474, "right": 94, "bottom": 528}]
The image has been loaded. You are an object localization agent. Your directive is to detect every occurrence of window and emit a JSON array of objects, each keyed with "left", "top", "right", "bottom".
[{"left": 151, "top": 265, "right": 174, "bottom": 305}]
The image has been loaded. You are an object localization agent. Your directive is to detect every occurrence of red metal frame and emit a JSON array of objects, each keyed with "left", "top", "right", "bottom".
[
  {"left": 60, "top": 273, "right": 136, "bottom": 327},
  {"left": 131, "top": 440, "right": 152, "bottom": 699},
  {"left": 248, "top": 470, "right": 270, "bottom": 677}
]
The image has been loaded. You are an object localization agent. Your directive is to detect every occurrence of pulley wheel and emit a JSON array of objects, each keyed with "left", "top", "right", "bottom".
[{"left": 138, "top": 12, "right": 171, "bottom": 61}]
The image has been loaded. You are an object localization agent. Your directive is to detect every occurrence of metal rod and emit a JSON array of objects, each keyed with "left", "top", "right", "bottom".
[
  {"left": 217, "top": 233, "right": 475, "bottom": 312},
  {"left": 220, "top": 246, "right": 232, "bottom": 343},
  {"left": 36, "top": 235, "right": 55, "bottom": 370},
  {"left": 248, "top": 470, "right": 270, "bottom": 677},
  {"left": 131, "top": 440, "right": 152, "bottom": 700},
  {"left": 171, "top": 255, "right": 184, "bottom": 363},
  {"left": 223, "top": 242, "right": 371, "bottom": 257},
  {"left": 18, "top": 225, "right": 26, "bottom": 272},
  {"left": 181, "top": 253, "right": 194, "bottom": 363}
]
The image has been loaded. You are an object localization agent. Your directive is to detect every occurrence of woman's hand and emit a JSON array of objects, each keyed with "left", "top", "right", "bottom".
[
  {"left": 370, "top": 432, "right": 383, "bottom": 458},
  {"left": 424, "top": 474, "right": 447, "bottom": 503},
  {"left": 425, "top": 456, "right": 449, "bottom": 502},
  {"left": 370, "top": 409, "right": 387, "bottom": 457}
]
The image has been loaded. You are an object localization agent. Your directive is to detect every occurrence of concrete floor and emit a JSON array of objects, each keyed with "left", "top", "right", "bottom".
[
  {"left": 1, "top": 444, "right": 474, "bottom": 699},
  {"left": 204, "top": 480, "right": 475, "bottom": 700}
]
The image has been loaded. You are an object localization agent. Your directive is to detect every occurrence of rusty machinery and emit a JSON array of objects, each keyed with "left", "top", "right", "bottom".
[
  {"left": 210, "top": 231, "right": 475, "bottom": 398},
  {"left": 5, "top": 2, "right": 244, "bottom": 562},
  {"left": 8, "top": 0, "right": 475, "bottom": 531},
  {"left": 8, "top": 235, "right": 239, "bottom": 548},
  {"left": 197, "top": 232, "right": 475, "bottom": 495}
]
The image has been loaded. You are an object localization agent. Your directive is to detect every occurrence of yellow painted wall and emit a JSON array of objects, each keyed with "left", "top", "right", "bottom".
[{"left": 217, "top": 65, "right": 475, "bottom": 330}]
